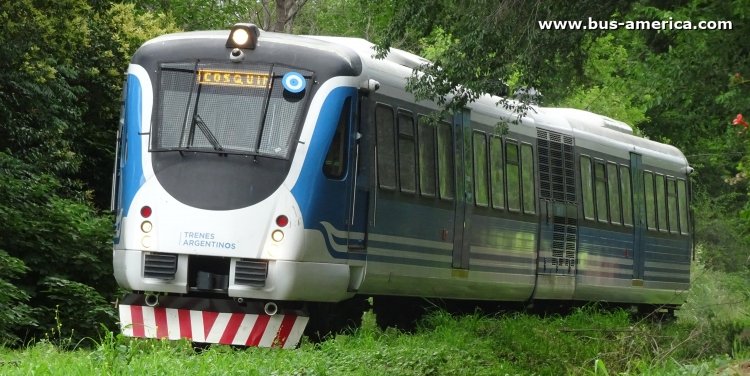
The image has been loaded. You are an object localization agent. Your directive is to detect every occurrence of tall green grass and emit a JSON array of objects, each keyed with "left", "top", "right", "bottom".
[{"left": 1, "top": 263, "right": 748, "bottom": 375}]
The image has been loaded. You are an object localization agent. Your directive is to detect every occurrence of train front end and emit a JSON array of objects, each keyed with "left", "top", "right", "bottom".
[{"left": 112, "top": 25, "right": 362, "bottom": 347}]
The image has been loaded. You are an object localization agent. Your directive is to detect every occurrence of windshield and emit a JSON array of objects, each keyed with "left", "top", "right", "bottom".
[{"left": 153, "top": 62, "right": 311, "bottom": 159}]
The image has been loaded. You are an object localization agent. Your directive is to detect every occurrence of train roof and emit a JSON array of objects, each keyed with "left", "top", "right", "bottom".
[
  {"left": 142, "top": 29, "right": 688, "bottom": 169},
  {"left": 309, "top": 36, "right": 687, "bottom": 167}
]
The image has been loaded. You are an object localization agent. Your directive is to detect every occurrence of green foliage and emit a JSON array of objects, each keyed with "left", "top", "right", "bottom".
[
  {"left": 133, "top": 0, "right": 248, "bottom": 30},
  {"left": 0, "top": 0, "right": 91, "bottom": 176},
  {"left": 691, "top": 193, "right": 750, "bottom": 272},
  {"left": 1, "top": 296, "right": 749, "bottom": 375},
  {"left": 294, "top": 0, "right": 395, "bottom": 39},
  {"left": 35, "top": 277, "right": 117, "bottom": 346},
  {"left": 679, "top": 262, "right": 750, "bottom": 330},
  {"left": 558, "top": 32, "right": 651, "bottom": 128},
  {"left": 0, "top": 0, "right": 176, "bottom": 345},
  {"left": 0, "top": 152, "right": 114, "bottom": 343},
  {"left": 378, "top": 1, "right": 633, "bottom": 110},
  {"left": 0, "top": 250, "right": 34, "bottom": 346}
]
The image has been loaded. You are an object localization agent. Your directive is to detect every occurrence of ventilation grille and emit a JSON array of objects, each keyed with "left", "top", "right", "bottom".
[
  {"left": 143, "top": 253, "right": 178, "bottom": 280},
  {"left": 234, "top": 259, "right": 268, "bottom": 287},
  {"left": 550, "top": 216, "right": 577, "bottom": 272},
  {"left": 537, "top": 129, "right": 576, "bottom": 203}
]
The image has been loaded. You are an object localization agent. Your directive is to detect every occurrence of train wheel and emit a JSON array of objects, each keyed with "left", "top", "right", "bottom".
[
  {"left": 304, "top": 295, "right": 370, "bottom": 342},
  {"left": 372, "top": 296, "right": 426, "bottom": 332}
]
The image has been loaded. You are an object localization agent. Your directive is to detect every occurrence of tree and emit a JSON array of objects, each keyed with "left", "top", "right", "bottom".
[
  {"left": 0, "top": 1, "right": 176, "bottom": 343},
  {"left": 293, "top": 0, "right": 395, "bottom": 39},
  {"left": 134, "top": 0, "right": 310, "bottom": 32},
  {"left": 377, "top": 0, "right": 634, "bottom": 114},
  {"left": 0, "top": 0, "right": 91, "bottom": 177},
  {"left": 269, "top": 0, "right": 308, "bottom": 32},
  {"left": 0, "top": 151, "right": 114, "bottom": 343},
  {"left": 0, "top": 249, "right": 33, "bottom": 346}
]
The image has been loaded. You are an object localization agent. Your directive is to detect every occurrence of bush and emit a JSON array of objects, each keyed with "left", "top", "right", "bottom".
[
  {"left": 0, "top": 153, "right": 115, "bottom": 344},
  {"left": 0, "top": 250, "right": 35, "bottom": 346}
]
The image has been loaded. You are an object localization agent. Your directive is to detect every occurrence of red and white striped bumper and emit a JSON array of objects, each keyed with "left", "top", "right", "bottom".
[{"left": 119, "top": 304, "right": 309, "bottom": 348}]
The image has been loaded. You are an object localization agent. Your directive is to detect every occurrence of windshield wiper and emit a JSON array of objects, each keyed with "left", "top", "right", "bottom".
[{"left": 192, "top": 114, "right": 223, "bottom": 151}]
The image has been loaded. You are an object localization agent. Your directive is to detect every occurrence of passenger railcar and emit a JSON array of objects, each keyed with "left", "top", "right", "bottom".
[{"left": 112, "top": 24, "right": 692, "bottom": 348}]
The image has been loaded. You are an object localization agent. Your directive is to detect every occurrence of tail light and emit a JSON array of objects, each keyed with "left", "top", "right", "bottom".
[{"left": 275, "top": 215, "right": 289, "bottom": 227}]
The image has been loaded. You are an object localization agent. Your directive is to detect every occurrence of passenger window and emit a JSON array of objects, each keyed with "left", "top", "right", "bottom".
[
  {"left": 607, "top": 162, "right": 621, "bottom": 225},
  {"left": 644, "top": 172, "right": 657, "bottom": 231},
  {"left": 323, "top": 97, "right": 350, "bottom": 179},
  {"left": 473, "top": 131, "right": 489, "bottom": 207},
  {"left": 620, "top": 165, "right": 633, "bottom": 226},
  {"left": 521, "top": 144, "right": 535, "bottom": 214},
  {"left": 398, "top": 111, "right": 416, "bottom": 194},
  {"left": 655, "top": 174, "right": 667, "bottom": 232},
  {"left": 677, "top": 179, "right": 689, "bottom": 234},
  {"left": 490, "top": 136, "right": 505, "bottom": 210},
  {"left": 437, "top": 121, "right": 455, "bottom": 200},
  {"left": 594, "top": 161, "right": 608, "bottom": 223},
  {"left": 581, "top": 156, "right": 595, "bottom": 220},
  {"left": 506, "top": 141, "right": 520, "bottom": 212},
  {"left": 417, "top": 116, "right": 436, "bottom": 197},
  {"left": 667, "top": 178, "right": 679, "bottom": 234},
  {"left": 375, "top": 104, "right": 396, "bottom": 190}
]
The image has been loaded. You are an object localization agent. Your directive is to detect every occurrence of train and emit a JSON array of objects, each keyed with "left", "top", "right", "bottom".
[{"left": 112, "top": 23, "right": 692, "bottom": 348}]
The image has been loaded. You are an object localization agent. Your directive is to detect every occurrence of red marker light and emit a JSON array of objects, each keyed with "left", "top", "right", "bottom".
[
  {"left": 140, "top": 206, "right": 152, "bottom": 218},
  {"left": 276, "top": 215, "right": 289, "bottom": 227}
]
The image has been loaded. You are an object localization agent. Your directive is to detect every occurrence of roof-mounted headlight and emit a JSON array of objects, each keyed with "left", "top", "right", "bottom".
[{"left": 226, "top": 23, "right": 259, "bottom": 49}]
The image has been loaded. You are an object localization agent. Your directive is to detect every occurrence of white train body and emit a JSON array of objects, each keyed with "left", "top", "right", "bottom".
[{"left": 113, "top": 25, "right": 692, "bottom": 347}]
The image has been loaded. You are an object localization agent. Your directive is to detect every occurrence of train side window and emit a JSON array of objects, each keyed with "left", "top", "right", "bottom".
[
  {"left": 473, "top": 131, "right": 489, "bottom": 207},
  {"left": 594, "top": 160, "right": 608, "bottom": 223},
  {"left": 398, "top": 111, "right": 416, "bottom": 194},
  {"left": 417, "top": 116, "right": 437, "bottom": 197},
  {"left": 667, "top": 178, "right": 679, "bottom": 234},
  {"left": 521, "top": 143, "right": 535, "bottom": 214},
  {"left": 677, "top": 179, "right": 689, "bottom": 234},
  {"left": 437, "top": 121, "right": 455, "bottom": 200},
  {"left": 644, "top": 171, "right": 657, "bottom": 231},
  {"left": 506, "top": 141, "right": 520, "bottom": 212},
  {"left": 580, "top": 156, "right": 595, "bottom": 220},
  {"left": 375, "top": 104, "right": 396, "bottom": 190},
  {"left": 490, "top": 136, "right": 505, "bottom": 210},
  {"left": 655, "top": 174, "right": 667, "bottom": 232},
  {"left": 323, "top": 97, "right": 350, "bottom": 179},
  {"left": 620, "top": 165, "right": 633, "bottom": 226},
  {"left": 112, "top": 76, "right": 128, "bottom": 212},
  {"left": 607, "top": 162, "right": 621, "bottom": 225}
]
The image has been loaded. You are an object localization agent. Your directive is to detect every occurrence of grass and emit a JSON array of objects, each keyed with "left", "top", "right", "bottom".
[{"left": 1, "top": 265, "right": 748, "bottom": 375}]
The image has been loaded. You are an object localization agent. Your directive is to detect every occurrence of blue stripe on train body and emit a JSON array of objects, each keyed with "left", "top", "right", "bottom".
[
  {"left": 291, "top": 86, "right": 362, "bottom": 259},
  {"left": 121, "top": 74, "right": 145, "bottom": 219}
]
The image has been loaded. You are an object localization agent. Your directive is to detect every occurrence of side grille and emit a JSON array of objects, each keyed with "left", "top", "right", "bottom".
[
  {"left": 143, "top": 252, "right": 178, "bottom": 280},
  {"left": 551, "top": 216, "right": 577, "bottom": 270},
  {"left": 234, "top": 259, "right": 268, "bottom": 287},
  {"left": 537, "top": 129, "right": 576, "bottom": 203}
]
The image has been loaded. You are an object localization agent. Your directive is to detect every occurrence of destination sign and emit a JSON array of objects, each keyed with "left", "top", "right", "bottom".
[{"left": 197, "top": 69, "right": 270, "bottom": 88}]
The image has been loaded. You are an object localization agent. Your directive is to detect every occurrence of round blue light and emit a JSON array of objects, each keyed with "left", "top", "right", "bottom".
[{"left": 281, "top": 72, "right": 306, "bottom": 93}]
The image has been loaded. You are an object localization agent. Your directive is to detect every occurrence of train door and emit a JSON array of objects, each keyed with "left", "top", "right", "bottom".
[
  {"left": 346, "top": 95, "right": 369, "bottom": 250},
  {"left": 451, "top": 110, "right": 472, "bottom": 269},
  {"left": 630, "top": 152, "right": 645, "bottom": 280},
  {"left": 533, "top": 129, "right": 578, "bottom": 300}
]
